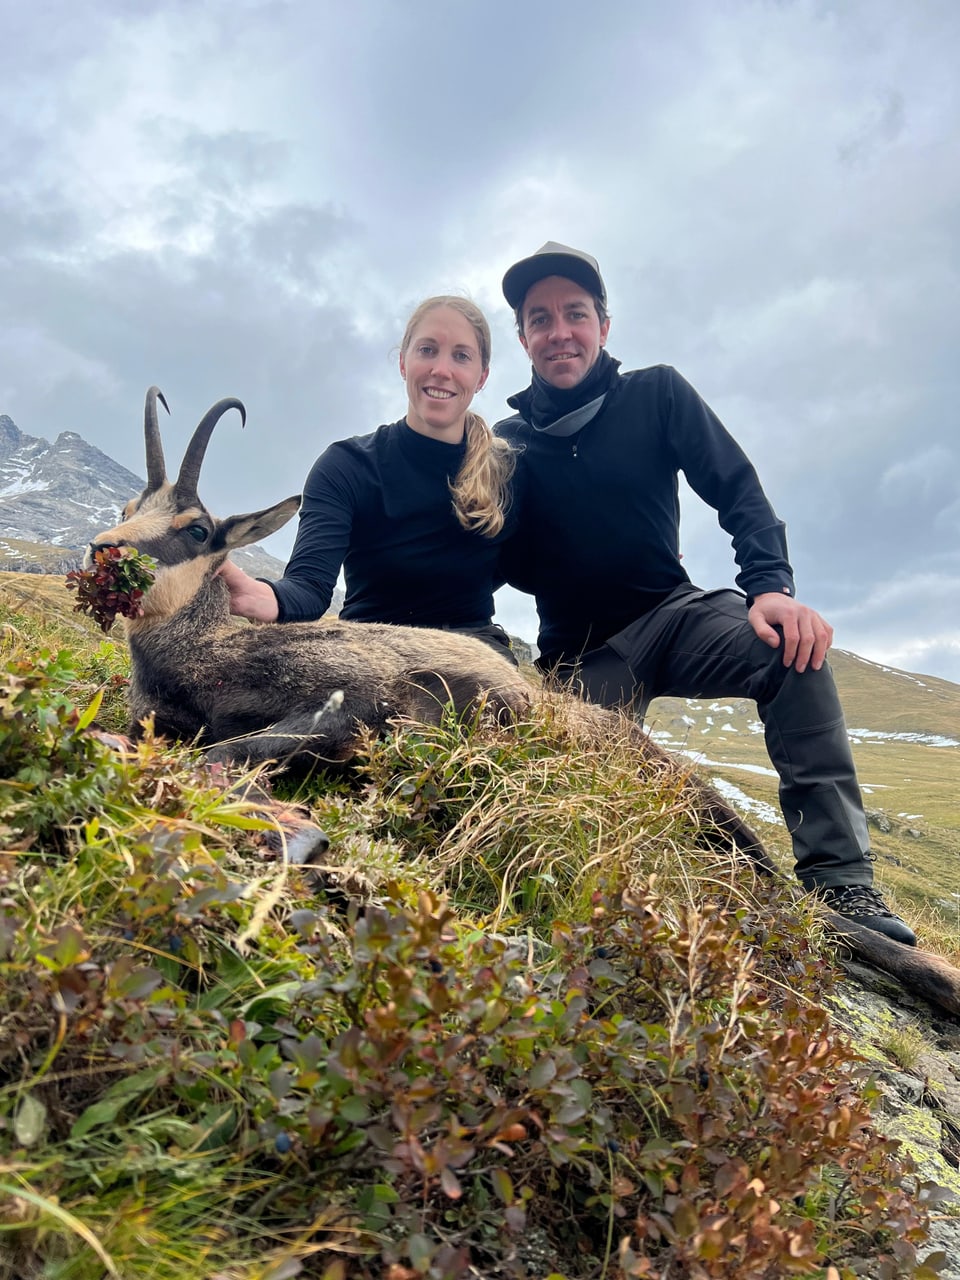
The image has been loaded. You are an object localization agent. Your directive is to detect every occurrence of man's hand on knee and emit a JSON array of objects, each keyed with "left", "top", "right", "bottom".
[{"left": 748, "top": 593, "right": 833, "bottom": 673}]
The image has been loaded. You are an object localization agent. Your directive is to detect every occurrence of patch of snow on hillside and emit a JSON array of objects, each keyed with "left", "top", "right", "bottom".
[
  {"left": 847, "top": 728, "right": 959, "bottom": 748},
  {"left": 69, "top": 496, "right": 117, "bottom": 513},
  {"left": 721, "top": 723, "right": 736, "bottom": 732},
  {"left": 671, "top": 747, "right": 778, "bottom": 779},
  {"left": 0, "top": 475, "right": 52, "bottom": 497},
  {"left": 876, "top": 666, "right": 929, "bottom": 689},
  {"left": 708, "top": 778, "right": 782, "bottom": 826},
  {"left": 846, "top": 652, "right": 931, "bottom": 690}
]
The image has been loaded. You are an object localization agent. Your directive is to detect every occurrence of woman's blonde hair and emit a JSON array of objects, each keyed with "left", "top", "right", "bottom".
[{"left": 401, "top": 295, "right": 516, "bottom": 538}]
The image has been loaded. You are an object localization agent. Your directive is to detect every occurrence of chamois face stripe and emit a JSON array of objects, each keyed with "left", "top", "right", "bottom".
[
  {"left": 93, "top": 485, "right": 179, "bottom": 552},
  {"left": 92, "top": 508, "right": 176, "bottom": 550},
  {"left": 171, "top": 508, "right": 208, "bottom": 530}
]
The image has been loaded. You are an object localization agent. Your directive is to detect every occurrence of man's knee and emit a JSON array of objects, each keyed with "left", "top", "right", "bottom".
[{"left": 763, "top": 658, "right": 846, "bottom": 729}]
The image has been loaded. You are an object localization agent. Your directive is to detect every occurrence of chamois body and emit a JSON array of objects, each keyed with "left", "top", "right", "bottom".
[
  {"left": 124, "top": 572, "right": 531, "bottom": 764},
  {"left": 87, "top": 390, "right": 531, "bottom": 767}
]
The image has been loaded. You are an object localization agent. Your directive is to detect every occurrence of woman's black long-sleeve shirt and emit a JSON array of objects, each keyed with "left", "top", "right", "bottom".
[{"left": 269, "top": 419, "right": 513, "bottom": 627}]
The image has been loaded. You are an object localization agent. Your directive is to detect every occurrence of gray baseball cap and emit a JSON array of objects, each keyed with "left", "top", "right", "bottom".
[{"left": 502, "top": 241, "right": 607, "bottom": 311}]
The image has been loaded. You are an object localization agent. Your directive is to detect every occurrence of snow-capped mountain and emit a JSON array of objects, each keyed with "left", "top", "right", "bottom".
[
  {"left": 0, "top": 413, "right": 288, "bottom": 580},
  {"left": 0, "top": 414, "right": 142, "bottom": 548}
]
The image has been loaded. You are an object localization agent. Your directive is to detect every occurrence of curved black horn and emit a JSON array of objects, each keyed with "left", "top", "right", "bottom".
[
  {"left": 144, "top": 386, "right": 170, "bottom": 492},
  {"left": 175, "top": 398, "right": 246, "bottom": 498}
]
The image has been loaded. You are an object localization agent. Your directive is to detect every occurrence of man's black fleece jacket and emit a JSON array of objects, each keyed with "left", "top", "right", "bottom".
[
  {"left": 269, "top": 419, "right": 512, "bottom": 627},
  {"left": 495, "top": 364, "right": 796, "bottom": 666}
]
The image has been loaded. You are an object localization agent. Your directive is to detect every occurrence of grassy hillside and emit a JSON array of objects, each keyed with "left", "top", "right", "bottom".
[
  {"left": 0, "top": 537, "right": 85, "bottom": 574},
  {"left": 828, "top": 650, "right": 960, "bottom": 739},
  {"left": 1, "top": 568, "right": 102, "bottom": 616},
  {"left": 0, "top": 572, "right": 949, "bottom": 1279},
  {"left": 649, "top": 649, "right": 960, "bottom": 931}
]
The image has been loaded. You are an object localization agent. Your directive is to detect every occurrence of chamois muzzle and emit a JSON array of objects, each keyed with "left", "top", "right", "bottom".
[{"left": 83, "top": 537, "right": 127, "bottom": 569}]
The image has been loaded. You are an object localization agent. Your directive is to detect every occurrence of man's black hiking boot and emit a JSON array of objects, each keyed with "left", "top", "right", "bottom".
[{"left": 818, "top": 884, "right": 917, "bottom": 947}]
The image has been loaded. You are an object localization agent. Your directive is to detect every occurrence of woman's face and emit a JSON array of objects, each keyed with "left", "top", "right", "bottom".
[{"left": 400, "top": 306, "right": 488, "bottom": 441}]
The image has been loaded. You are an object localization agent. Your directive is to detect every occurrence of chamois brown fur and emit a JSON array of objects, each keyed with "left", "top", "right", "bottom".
[{"left": 88, "top": 391, "right": 533, "bottom": 767}]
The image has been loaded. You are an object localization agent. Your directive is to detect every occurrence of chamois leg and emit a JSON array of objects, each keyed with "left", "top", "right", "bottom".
[
  {"left": 402, "top": 669, "right": 531, "bottom": 727},
  {"left": 87, "top": 727, "right": 330, "bottom": 867},
  {"left": 206, "top": 699, "right": 379, "bottom": 769},
  {"left": 553, "top": 694, "right": 775, "bottom": 874},
  {"left": 205, "top": 771, "right": 330, "bottom": 867},
  {"left": 826, "top": 912, "right": 960, "bottom": 1019}
]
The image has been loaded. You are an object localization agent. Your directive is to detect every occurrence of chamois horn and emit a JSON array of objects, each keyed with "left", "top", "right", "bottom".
[
  {"left": 144, "top": 386, "right": 171, "bottom": 493},
  {"left": 175, "top": 397, "right": 247, "bottom": 499}
]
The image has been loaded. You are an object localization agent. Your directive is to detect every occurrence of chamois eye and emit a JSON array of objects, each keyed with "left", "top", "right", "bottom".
[{"left": 186, "top": 525, "right": 209, "bottom": 543}]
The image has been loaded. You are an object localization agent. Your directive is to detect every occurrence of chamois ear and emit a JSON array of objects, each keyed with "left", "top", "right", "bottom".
[{"left": 213, "top": 495, "right": 302, "bottom": 552}]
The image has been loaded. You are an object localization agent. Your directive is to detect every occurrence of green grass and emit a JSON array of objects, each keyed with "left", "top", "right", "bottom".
[{"left": 878, "top": 1020, "right": 929, "bottom": 1073}]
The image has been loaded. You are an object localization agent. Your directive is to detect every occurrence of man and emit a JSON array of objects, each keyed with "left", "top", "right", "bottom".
[{"left": 496, "top": 241, "right": 915, "bottom": 945}]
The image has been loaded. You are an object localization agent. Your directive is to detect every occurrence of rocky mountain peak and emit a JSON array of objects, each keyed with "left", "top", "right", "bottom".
[{"left": 0, "top": 415, "right": 24, "bottom": 449}]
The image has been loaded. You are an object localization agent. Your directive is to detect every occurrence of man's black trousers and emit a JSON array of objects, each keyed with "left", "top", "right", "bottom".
[{"left": 548, "top": 585, "right": 872, "bottom": 890}]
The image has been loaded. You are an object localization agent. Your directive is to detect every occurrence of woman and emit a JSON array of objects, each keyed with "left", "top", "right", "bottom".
[{"left": 219, "top": 296, "right": 518, "bottom": 659}]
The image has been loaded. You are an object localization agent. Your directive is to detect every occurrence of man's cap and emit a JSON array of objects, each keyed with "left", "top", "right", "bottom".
[{"left": 502, "top": 241, "right": 607, "bottom": 311}]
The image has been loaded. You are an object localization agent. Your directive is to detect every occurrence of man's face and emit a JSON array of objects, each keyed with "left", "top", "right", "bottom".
[{"left": 519, "top": 275, "right": 610, "bottom": 390}]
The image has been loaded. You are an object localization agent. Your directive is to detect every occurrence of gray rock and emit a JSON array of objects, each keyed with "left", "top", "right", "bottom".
[
  {"left": 830, "top": 963, "right": 960, "bottom": 1274},
  {"left": 865, "top": 807, "right": 893, "bottom": 833}
]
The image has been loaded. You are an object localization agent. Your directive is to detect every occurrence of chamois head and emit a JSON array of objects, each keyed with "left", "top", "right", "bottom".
[{"left": 87, "top": 387, "right": 300, "bottom": 620}]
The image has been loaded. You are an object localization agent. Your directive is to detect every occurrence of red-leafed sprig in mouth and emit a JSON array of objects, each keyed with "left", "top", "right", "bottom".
[{"left": 66, "top": 547, "right": 157, "bottom": 633}]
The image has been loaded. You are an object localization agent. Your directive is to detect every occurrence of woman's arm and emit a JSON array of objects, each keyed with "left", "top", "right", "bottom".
[
  {"left": 218, "top": 559, "right": 280, "bottom": 622},
  {"left": 268, "top": 446, "right": 357, "bottom": 621}
]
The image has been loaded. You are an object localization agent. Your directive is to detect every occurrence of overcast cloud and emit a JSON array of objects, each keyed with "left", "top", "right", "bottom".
[{"left": 2, "top": 0, "right": 958, "bottom": 679}]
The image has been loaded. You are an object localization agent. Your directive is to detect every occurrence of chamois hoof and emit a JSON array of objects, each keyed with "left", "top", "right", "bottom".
[{"left": 249, "top": 805, "right": 330, "bottom": 866}]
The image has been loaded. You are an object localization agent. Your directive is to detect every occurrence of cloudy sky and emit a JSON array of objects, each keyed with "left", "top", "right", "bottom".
[{"left": 2, "top": 0, "right": 958, "bottom": 680}]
